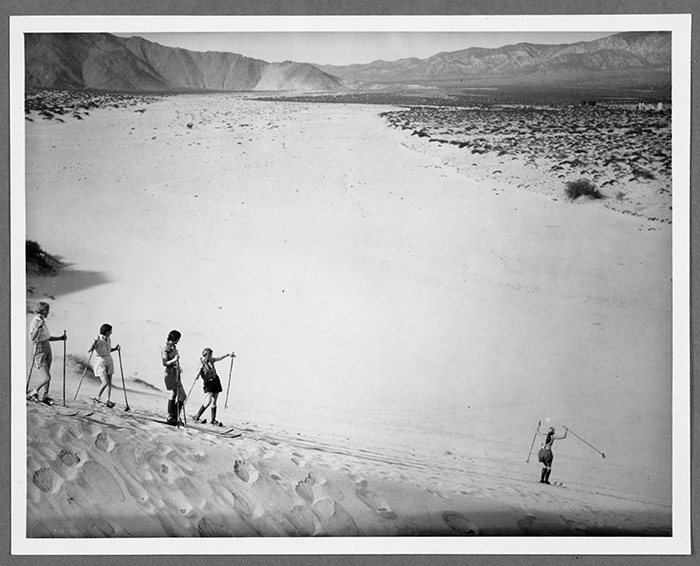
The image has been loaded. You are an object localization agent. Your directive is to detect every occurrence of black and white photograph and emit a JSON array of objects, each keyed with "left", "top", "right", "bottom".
[{"left": 10, "top": 14, "right": 691, "bottom": 554}]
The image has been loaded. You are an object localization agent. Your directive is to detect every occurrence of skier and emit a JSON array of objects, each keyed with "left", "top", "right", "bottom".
[
  {"left": 162, "top": 330, "right": 186, "bottom": 425},
  {"left": 88, "top": 323, "right": 120, "bottom": 408},
  {"left": 192, "top": 348, "right": 234, "bottom": 426},
  {"left": 537, "top": 425, "right": 568, "bottom": 484},
  {"left": 27, "top": 301, "right": 66, "bottom": 405}
]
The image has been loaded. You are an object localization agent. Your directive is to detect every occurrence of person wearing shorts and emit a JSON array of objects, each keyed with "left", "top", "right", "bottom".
[
  {"left": 537, "top": 425, "right": 568, "bottom": 484},
  {"left": 88, "top": 323, "right": 119, "bottom": 408},
  {"left": 27, "top": 301, "right": 66, "bottom": 405},
  {"left": 162, "top": 330, "right": 185, "bottom": 425},
  {"left": 192, "top": 348, "right": 234, "bottom": 426}
]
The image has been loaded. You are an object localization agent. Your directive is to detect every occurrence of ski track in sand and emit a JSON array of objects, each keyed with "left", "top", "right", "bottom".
[{"left": 26, "top": 394, "right": 671, "bottom": 538}]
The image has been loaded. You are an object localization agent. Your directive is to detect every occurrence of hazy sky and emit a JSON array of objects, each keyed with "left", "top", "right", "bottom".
[{"left": 112, "top": 31, "right": 617, "bottom": 65}]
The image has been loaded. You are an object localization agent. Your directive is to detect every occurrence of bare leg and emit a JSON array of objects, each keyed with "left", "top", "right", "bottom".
[
  {"left": 97, "top": 374, "right": 108, "bottom": 400},
  {"left": 97, "top": 373, "right": 114, "bottom": 405},
  {"left": 105, "top": 374, "right": 113, "bottom": 402}
]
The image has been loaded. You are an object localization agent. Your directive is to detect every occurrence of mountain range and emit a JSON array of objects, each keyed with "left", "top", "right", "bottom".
[
  {"left": 24, "top": 33, "right": 343, "bottom": 92},
  {"left": 25, "top": 31, "right": 671, "bottom": 93},
  {"left": 319, "top": 31, "right": 671, "bottom": 84}
]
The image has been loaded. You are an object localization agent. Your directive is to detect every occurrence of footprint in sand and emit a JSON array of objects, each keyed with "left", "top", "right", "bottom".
[
  {"left": 355, "top": 486, "right": 397, "bottom": 520},
  {"left": 314, "top": 476, "right": 345, "bottom": 503},
  {"left": 94, "top": 432, "right": 115, "bottom": 452},
  {"left": 80, "top": 461, "right": 125, "bottom": 503},
  {"left": 296, "top": 472, "right": 346, "bottom": 503},
  {"left": 295, "top": 475, "right": 315, "bottom": 504},
  {"left": 32, "top": 467, "right": 57, "bottom": 493},
  {"left": 442, "top": 511, "right": 480, "bottom": 535},
  {"left": 234, "top": 460, "right": 260, "bottom": 484},
  {"left": 58, "top": 449, "right": 81, "bottom": 467},
  {"left": 291, "top": 452, "right": 308, "bottom": 467}
]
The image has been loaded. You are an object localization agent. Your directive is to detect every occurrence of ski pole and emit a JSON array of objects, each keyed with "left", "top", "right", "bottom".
[
  {"left": 176, "top": 359, "right": 186, "bottom": 427},
  {"left": 224, "top": 352, "right": 235, "bottom": 409},
  {"left": 26, "top": 342, "right": 37, "bottom": 393},
  {"left": 62, "top": 330, "right": 67, "bottom": 406},
  {"left": 566, "top": 427, "right": 606, "bottom": 459},
  {"left": 74, "top": 348, "right": 95, "bottom": 400},
  {"left": 117, "top": 348, "right": 130, "bottom": 411},
  {"left": 185, "top": 370, "right": 200, "bottom": 407},
  {"left": 526, "top": 420, "right": 541, "bottom": 463}
]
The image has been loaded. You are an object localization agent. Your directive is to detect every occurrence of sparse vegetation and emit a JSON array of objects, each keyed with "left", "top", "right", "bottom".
[
  {"left": 132, "top": 378, "right": 163, "bottom": 392},
  {"left": 564, "top": 178, "right": 604, "bottom": 200},
  {"left": 67, "top": 354, "right": 96, "bottom": 381},
  {"left": 26, "top": 240, "right": 63, "bottom": 276},
  {"left": 632, "top": 168, "right": 656, "bottom": 180}
]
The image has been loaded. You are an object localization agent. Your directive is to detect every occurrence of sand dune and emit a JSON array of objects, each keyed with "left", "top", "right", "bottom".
[
  {"left": 25, "top": 374, "right": 671, "bottom": 540},
  {"left": 18, "top": 92, "right": 675, "bottom": 550}
]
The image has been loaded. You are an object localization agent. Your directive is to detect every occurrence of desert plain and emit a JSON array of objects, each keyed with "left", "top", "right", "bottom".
[{"left": 18, "top": 90, "right": 676, "bottom": 549}]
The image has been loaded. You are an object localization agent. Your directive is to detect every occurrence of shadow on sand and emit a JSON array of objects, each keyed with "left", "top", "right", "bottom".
[{"left": 27, "top": 267, "right": 112, "bottom": 305}]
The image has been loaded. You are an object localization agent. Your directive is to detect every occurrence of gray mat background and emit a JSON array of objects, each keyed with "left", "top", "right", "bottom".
[{"left": 2, "top": 1, "right": 697, "bottom": 564}]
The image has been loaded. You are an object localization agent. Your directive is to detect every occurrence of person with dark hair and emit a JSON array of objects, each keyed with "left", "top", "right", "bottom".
[
  {"left": 88, "top": 323, "right": 119, "bottom": 407},
  {"left": 537, "top": 425, "right": 568, "bottom": 484},
  {"left": 162, "top": 330, "right": 185, "bottom": 426},
  {"left": 192, "top": 347, "right": 234, "bottom": 426},
  {"left": 27, "top": 301, "right": 66, "bottom": 405}
]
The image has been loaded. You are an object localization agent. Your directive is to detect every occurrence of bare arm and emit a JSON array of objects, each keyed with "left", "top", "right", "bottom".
[
  {"left": 162, "top": 351, "right": 179, "bottom": 367},
  {"left": 553, "top": 427, "right": 568, "bottom": 440}
]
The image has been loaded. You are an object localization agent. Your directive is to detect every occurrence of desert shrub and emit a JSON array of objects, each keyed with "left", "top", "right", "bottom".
[
  {"left": 26, "top": 240, "right": 63, "bottom": 276},
  {"left": 632, "top": 168, "right": 656, "bottom": 180},
  {"left": 565, "top": 178, "right": 604, "bottom": 200},
  {"left": 67, "top": 354, "right": 96, "bottom": 381}
]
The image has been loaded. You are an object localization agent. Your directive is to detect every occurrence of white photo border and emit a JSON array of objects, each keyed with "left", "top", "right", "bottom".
[{"left": 10, "top": 13, "right": 692, "bottom": 555}]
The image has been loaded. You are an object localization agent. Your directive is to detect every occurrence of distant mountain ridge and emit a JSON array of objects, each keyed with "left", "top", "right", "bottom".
[
  {"left": 319, "top": 31, "right": 671, "bottom": 84},
  {"left": 25, "top": 31, "right": 671, "bottom": 93},
  {"left": 25, "top": 33, "right": 344, "bottom": 92}
]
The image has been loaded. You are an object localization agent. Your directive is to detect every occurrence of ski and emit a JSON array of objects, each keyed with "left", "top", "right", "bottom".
[
  {"left": 185, "top": 421, "right": 240, "bottom": 437},
  {"left": 537, "top": 481, "right": 566, "bottom": 488},
  {"left": 29, "top": 399, "right": 243, "bottom": 440}
]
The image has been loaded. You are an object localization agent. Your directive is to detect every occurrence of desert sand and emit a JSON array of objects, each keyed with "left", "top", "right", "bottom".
[{"left": 18, "top": 92, "right": 676, "bottom": 551}]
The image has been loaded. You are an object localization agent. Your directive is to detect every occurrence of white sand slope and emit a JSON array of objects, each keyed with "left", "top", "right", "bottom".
[
  {"left": 25, "top": 375, "right": 670, "bottom": 539},
  {"left": 20, "top": 93, "right": 673, "bottom": 543}
]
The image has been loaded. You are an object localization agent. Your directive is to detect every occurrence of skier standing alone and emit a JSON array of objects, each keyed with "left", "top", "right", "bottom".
[{"left": 538, "top": 425, "right": 568, "bottom": 484}]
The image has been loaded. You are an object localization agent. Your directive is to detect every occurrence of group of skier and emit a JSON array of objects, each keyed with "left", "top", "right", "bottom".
[
  {"left": 28, "top": 301, "right": 591, "bottom": 485},
  {"left": 27, "top": 301, "right": 235, "bottom": 428}
]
